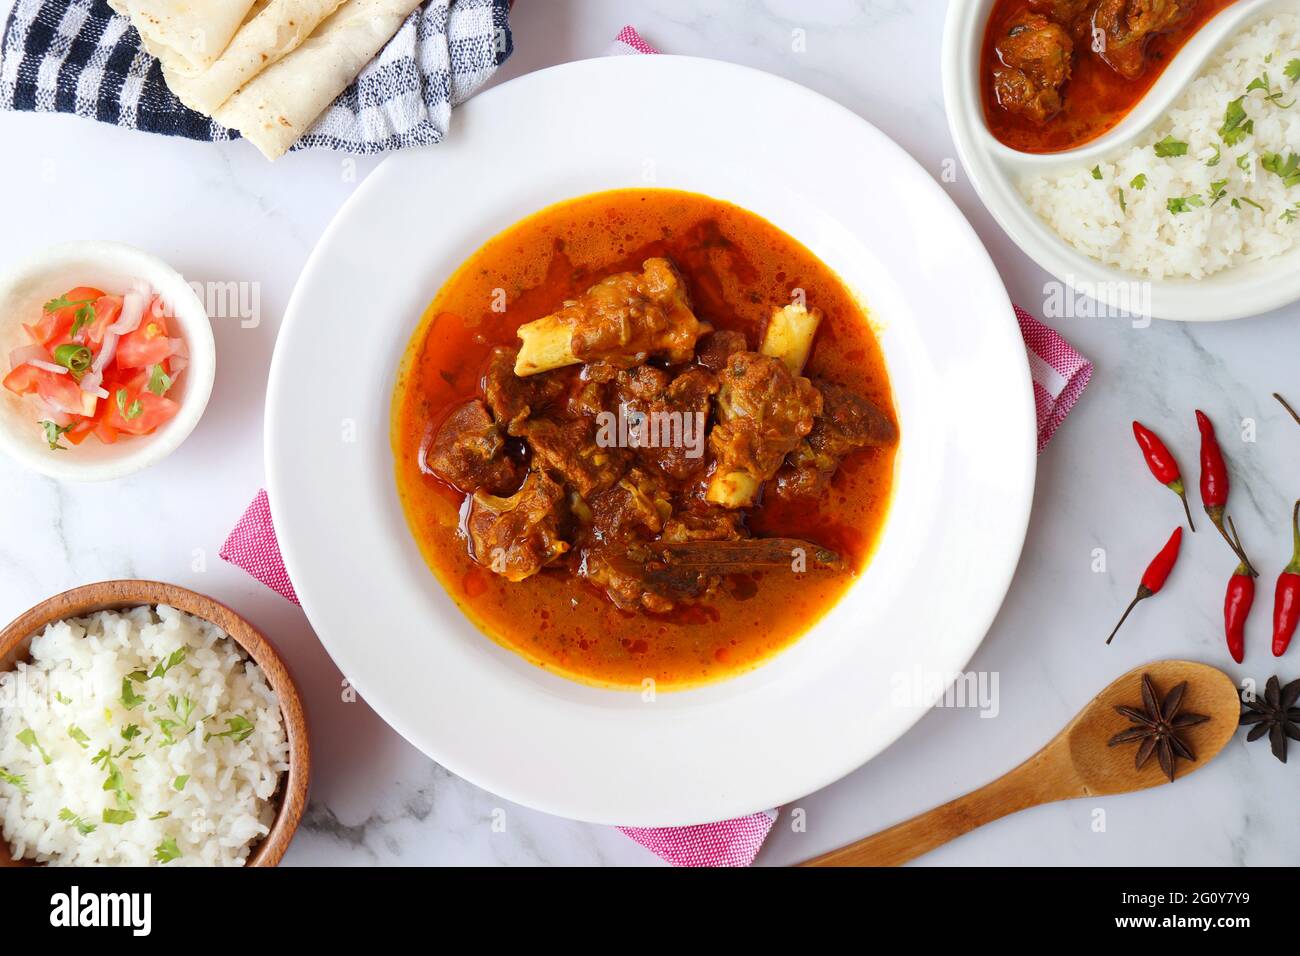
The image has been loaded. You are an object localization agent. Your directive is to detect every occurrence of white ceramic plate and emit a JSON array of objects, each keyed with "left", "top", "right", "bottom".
[
  {"left": 944, "top": 0, "right": 1300, "bottom": 322},
  {"left": 266, "top": 56, "right": 1036, "bottom": 826}
]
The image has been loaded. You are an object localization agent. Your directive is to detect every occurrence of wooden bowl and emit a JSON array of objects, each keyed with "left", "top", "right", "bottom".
[{"left": 0, "top": 581, "right": 309, "bottom": 867}]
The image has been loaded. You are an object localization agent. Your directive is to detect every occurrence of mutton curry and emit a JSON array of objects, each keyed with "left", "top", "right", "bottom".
[{"left": 392, "top": 189, "right": 897, "bottom": 688}]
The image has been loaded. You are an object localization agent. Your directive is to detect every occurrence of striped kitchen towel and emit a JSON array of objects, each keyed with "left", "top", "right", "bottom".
[{"left": 0, "top": 0, "right": 511, "bottom": 153}]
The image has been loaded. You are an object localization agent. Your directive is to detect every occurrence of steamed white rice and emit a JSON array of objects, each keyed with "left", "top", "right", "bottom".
[
  {"left": 1022, "top": 11, "right": 1300, "bottom": 279},
  {"left": 0, "top": 605, "right": 288, "bottom": 866}
]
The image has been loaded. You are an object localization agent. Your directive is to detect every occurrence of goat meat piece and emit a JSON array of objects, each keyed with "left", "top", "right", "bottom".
[
  {"left": 993, "top": 13, "right": 1074, "bottom": 124},
  {"left": 707, "top": 351, "right": 821, "bottom": 508},
  {"left": 772, "top": 381, "right": 897, "bottom": 500},
  {"left": 516, "top": 415, "right": 630, "bottom": 498},
  {"left": 466, "top": 471, "right": 569, "bottom": 582},
  {"left": 483, "top": 345, "right": 565, "bottom": 431},
  {"left": 1093, "top": 0, "right": 1194, "bottom": 79},
  {"left": 695, "top": 329, "right": 749, "bottom": 371},
  {"left": 423, "top": 399, "right": 523, "bottom": 495},
  {"left": 611, "top": 365, "right": 717, "bottom": 481},
  {"left": 514, "top": 258, "right": 704, "bottom": 374}
]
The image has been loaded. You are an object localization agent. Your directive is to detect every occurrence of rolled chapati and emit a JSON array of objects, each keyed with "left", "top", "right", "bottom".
[
  {"left": 107, "top": 0, "right": 260, "bottom": 75},
  {"left": 162, "top": 0, "right": 348, "bottom": 115},
  {"left": 213, "top": 0, "right": 424, "bottom": 160}
]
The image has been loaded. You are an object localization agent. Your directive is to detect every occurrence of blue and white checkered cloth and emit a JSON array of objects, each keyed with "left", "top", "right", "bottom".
[{"left": 0, "top": 0, "right": 511, "bottom": 153}]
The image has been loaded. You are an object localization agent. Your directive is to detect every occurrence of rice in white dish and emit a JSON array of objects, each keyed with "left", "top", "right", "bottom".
[
  {"left": 1021, "top": 11, "right": 1300, "bottom": 279},
  {"left": 0, "top": 604, "right": 288, "bottom": 866}
]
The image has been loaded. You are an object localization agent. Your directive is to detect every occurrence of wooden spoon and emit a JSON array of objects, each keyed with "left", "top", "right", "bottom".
[{"left": 800, "top": 660, "right": 1240, "bottom": 867}]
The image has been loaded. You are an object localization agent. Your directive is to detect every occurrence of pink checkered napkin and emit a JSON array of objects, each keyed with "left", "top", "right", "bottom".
[{"left": 222, "top": 28, "right": 1093, "bottom": 868}]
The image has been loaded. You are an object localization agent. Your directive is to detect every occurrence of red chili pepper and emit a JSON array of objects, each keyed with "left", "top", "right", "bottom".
[
  {"left": 1195, "top": 409, "right": 1257, "bottom": 576},
  {"left": 1272, "top": 500, "right": 1300, "bottom": 657},
  {"left": 1132, "top": 421, "right": 1195, "bottom": 531},
  {"left": 1224, "top": 557, "right": 1254, "bottom": 665},
  {"left": 1106, "top": 527, "right": 1183, "bottom": 645}
]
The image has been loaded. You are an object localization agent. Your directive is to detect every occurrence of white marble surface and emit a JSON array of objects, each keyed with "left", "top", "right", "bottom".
[{"left": 1, "top": 0, "right": 1297, "bottom": 866}]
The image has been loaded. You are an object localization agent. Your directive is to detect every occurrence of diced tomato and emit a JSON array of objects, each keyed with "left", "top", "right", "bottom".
[
  {"left": 36, "top": 370, "right": 88, "bottom": 416},
  {"left": 3, "top": 364, "right": 85, "bottom": 415},
  {"left": 116, "top": 314, "right": 172, "bottom": 368},
  {"left": 29, "top": 286, "right": 105, "bottom": 347},
  {"left": 65, "top": 420, "right": 95, "bottom": 446},
  {"left": 93, "top": 419, "right": 119, "bottom": 444},
  {"left": 3, "top": 363, "right": 42, "bottom": 395},
  {"left": 83, "top": 294, "right": 123, "bottom": 348},
  {"left": 103, "top": 388, "right": 179, "bottom": 436}
]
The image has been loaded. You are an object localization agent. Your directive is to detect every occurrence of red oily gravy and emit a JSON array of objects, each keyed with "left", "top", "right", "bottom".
[{"left": 391, "top": 188, "right": 897, "bottom": 689}]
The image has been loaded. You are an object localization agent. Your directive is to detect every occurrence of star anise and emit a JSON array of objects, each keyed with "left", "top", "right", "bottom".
[
  {"left": 1239, "top": 675, "right": 1300, "bottom": 764},
  {"left": 1108, "top": 674, "right": 1210, "bottom": 782}
]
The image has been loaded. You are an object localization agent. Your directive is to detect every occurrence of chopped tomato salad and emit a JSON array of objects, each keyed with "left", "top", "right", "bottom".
[{"left": 3, "top": 281, "right": 187, "bottom": 450}]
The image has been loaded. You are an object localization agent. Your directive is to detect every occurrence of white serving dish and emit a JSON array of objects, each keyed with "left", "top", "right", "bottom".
[
  {"left": 0, "top": 241, "right": 215, "bottom": 481},
  {"left": 944, "top": 0, "right": 1300, "bottom": 321}
]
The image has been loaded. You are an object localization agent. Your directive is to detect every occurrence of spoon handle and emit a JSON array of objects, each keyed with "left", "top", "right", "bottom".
[{"left": 799, "top": 742, "right": 1076, "bottom": 866}]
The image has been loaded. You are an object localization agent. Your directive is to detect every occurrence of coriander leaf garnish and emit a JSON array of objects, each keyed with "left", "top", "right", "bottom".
[
  {"left": 120, "top": 676, "right": 145, "bottom": 710},
  {"left": 16, "top": 728, "right": 51, "bottom": 765},
  {"left": 147, "top": 364, "right": 172, "bottom": 396},
  {"left": 153, "top": 837, "right": 181, "bottom": 863},
  {"left": 172, "top": 774, "right": 189, "bottom": 791},
  {"left": 67, "top": 725, "right": 91, "bottom": 749},
  {"left": 1282, "top": 203, "right": 1300, "bottom": 224},
  {"left": 115, "top": 389, "right": 143, "bottom": 421},
  {"left": 1206, "top": 144, "right": 1221, "bottom": 167},
  {"left": 1131, "top": 173, "right": 1148, "bottom": 190},
  {"left": 0, "top": 767, "right": 27, "bottom": 791},
  {"left": 58, "top": 807, "right": 97, "bottom": 835},
  {"left": 1234, "top": 195, "right": 1266, "bottom": 211},
  {"left": 1246, "top": 71, "right": 1296, "bottom": 108},
  {"left": 55, "top": 691, "right": 71, "bottom": 705},
  {"left": 39, "top": 420, "right": 74, "bottom": 451},
  {"left": 1260, "top": 150, "right": 1300, "bottom": 187},
  {"left": 1237, "top": 152, "right": 1253, "bottom": 172},
  {"left": 1091, "top": 165, "right": 1103, "bottom": 179},
  {"left": 149, "top": 648, "right": 186, "bottom": 680},
  {"left": 206, "top": 714, "right": 254, "bottom": 743},
  {"left": 1219, "top": 97, "right": 1254, "bottom": 146},
  {"left": 1154, "top": 135, "right": 1188, "bottom": 157},
  {"left": 121, "top": 724, "right": 142, "bottom": 742},
  {"left": 1209, "top": 179, "right": 1229, "bottom": 206},
  {"left": 1286, "top": 58, "right": 1300, "bottom": 84},
  {"left": 149, "top": 811, "right": 171, "bottom": 820},
  {"left": 1167, "top": 194, "right": 1205, "bottom": 214},
  {"left": 44, "top": 295, "right": 98, "bottom": 339},
  {"left": 1118, "top": 188, "right": 1127, "bottom": 213},
  {"left": 101, "top": 808, "right": 136, "bottom": 825}
]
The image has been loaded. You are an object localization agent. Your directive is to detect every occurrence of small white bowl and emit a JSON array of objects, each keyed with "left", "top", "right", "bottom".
[
  {"left": 943, "top": 0, "right": 1300, "bottom": 322},
  {"left": 0, "top": 241, "right": 215, "bottom": 481}
]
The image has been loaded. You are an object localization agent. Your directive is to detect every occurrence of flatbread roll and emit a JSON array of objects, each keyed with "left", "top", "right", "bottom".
[
  {"left": 213, "top": 0, "right": 423, "bottom": 160},
  {"left": 162, "top": 0, "right": 348, "bottom": 115},
  {"left": 107, "top": 0, "right": 260, "bottom": 75}
]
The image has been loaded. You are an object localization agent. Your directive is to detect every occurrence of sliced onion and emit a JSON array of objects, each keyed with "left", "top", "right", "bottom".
[
  {"left": 80, "top": 369, "right": 103, "bottom": 394},
  {"left": 109, "top": 289, "right": 148, "bottom": 335},
  {"left": 151, "top": 296, "right": 172, "bottom": 320},
  {"left": 29, "top": 360, "right": 68, "bottom": 374},
  {"left": 9, "top": 345, "right": 50, "bottom": 368},
  {"left": 92, "top": 331, "right": 119, "bottom": 374},
  {"left": 32, "top": 398, "right": 71, "bottom": 426},
  {"left": 91, "top": 386, "right": 109, "bottom": 400},
  {"left": 129, "top": 278, "right": 153, "bottom": 297},
  {"left": 168, "top": 337, "right": 189, "bottom": 359},
  {"left": 168, "top": 356, "right": 188, "bottom": 374}
]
